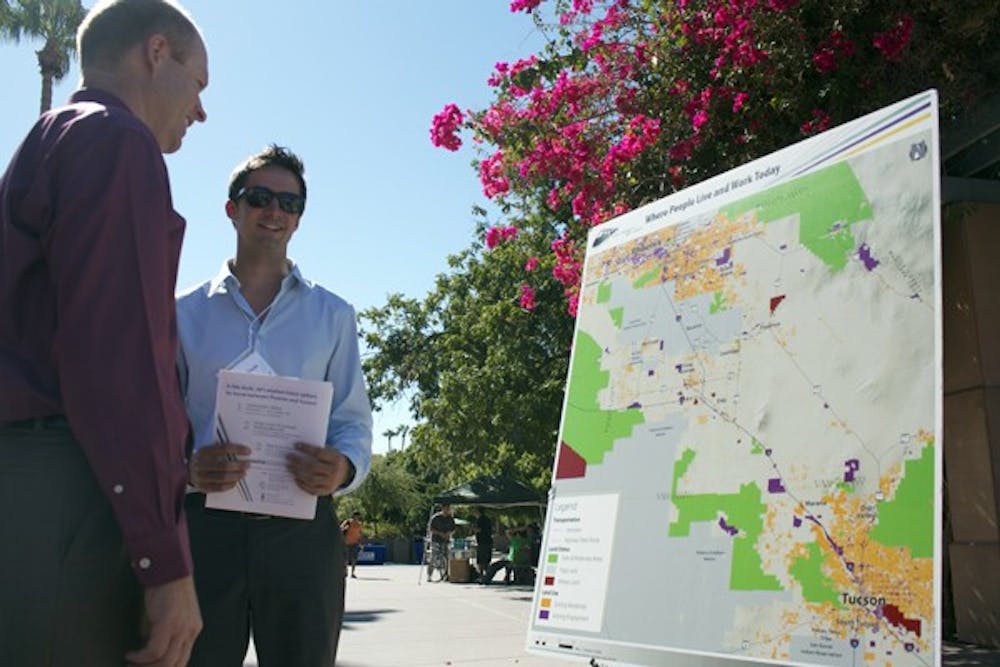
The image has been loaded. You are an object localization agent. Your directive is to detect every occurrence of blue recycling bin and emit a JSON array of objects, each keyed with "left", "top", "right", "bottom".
[
  {"left": 359, "top": 543, "right": 386, "bottom": 565},
  {"left": 412, "top": 538, "right": 424, "bottom": 564}
]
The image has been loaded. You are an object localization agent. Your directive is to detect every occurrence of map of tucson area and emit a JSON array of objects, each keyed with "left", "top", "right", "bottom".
[{"left": 542, "top": 92, "right": 939, "bottom": 667}]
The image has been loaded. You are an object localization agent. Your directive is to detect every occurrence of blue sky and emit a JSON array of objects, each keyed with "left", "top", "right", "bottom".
[{"left": 0, "top": 1, "right": 547, "bottom": 454}]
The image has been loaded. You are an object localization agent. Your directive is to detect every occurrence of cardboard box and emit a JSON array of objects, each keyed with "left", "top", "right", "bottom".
[{"left": 448, "top": 558, "right": 472, "bottom": 583}]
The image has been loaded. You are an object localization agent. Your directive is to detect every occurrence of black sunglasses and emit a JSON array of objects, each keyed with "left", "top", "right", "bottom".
[{"left": 235, "top": 185, "right": 306, "bottom": 214}]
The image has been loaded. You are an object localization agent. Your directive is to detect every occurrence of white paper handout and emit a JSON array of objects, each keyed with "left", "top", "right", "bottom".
[{"left": 206, "top": 369, "right": 333, "bottom": 519}]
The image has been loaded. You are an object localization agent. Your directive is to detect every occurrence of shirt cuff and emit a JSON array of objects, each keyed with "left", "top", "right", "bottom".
[
  {"left": 339, "top": 458, "right": 356, "bottom": 490},
  {"left": 125, "top": 516, "right": 193, "bottom": 587}
]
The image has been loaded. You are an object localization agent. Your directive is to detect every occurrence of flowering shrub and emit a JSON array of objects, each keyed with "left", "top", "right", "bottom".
[{"left": 434, "top": 0, "right": 1000, "bottom": 314}]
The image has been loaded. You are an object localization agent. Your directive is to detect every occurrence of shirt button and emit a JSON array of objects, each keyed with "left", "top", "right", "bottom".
[
  {"left": 113, "top": 484, "right": 125, "bottom": 494},
  {"left": 138, "top": 557, "right": 152, "bottom": 570}
]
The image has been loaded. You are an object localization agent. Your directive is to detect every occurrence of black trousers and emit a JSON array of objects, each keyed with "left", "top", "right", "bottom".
[
  {"left": 186, "top": 493, "right": 345, "bottom": 667},
  {"left": 0, "top": 422, "right": 141, "bottom": 666}
]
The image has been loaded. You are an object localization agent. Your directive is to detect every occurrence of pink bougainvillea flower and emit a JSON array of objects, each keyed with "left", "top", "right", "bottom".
[
  {"left": 692, "top": 109, "right": 709, "bottom": 132},
  {"left": 812, "top": 30, "right": 855, "bottom": 73},
  {"left": 525, "top": 256, "right": 540, "bottom": 272},
  {"left": 479, "top": 151, "right": 510, "bottom": 198},
  {"left": 732, "top": 91, "right": 749, "bottom": 112},
  {"left": 800, "top": 108, "right": 832, "bottom": 136},
  {"left": 510, "top": 0, "right": 543, "bottom": 13},
  {"left": 519, "top": 284, "right": 537, "bottom": 311},
  {"left": 429, "top": 103, "right": 464, "bottom": 151},
  {"left": 485, "top": 226, "right": 503, "bottom": 249},
  {"left": 566, "top": 291, "right": 580, "bottom": 317},
  {"left": 873, "top": 15, "right": 913, "bottom": 62},
  {"left": 485, "top": 225, "right": 519, "bottom": 249}
]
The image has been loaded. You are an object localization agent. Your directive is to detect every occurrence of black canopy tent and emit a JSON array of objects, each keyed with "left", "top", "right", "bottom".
[
  {"left": 432, "top": 474, "right": 546, "bottom": 509},
  {"left": 420, "top": 475, "right": 546, "bottom": 584}
]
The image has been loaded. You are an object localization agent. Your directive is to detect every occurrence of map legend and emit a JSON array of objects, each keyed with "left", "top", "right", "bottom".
[{"left": 532, "top": 493, "right": 619, "bottom": 633}]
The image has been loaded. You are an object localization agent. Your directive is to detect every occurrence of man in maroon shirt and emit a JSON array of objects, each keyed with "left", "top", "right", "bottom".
[{"left": 0, "top": 1, "right": 208, "bottom": 665}]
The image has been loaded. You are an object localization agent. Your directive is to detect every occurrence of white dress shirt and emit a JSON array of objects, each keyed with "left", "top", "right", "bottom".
[{"left": 176, "top": 260, "right": 373, "bottom": 494}]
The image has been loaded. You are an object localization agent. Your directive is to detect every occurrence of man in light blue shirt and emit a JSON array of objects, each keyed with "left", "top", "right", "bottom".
[{"left": 176, "top": 144, "right": 372, "bottom": 666}]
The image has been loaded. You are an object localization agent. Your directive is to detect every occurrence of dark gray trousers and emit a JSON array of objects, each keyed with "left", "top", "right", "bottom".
[
  {"left": 185, "top": 492, "right": 345, "bottom": 667},
  {"left": 0, "top": 422, "right": 141, "bottom": 666}
]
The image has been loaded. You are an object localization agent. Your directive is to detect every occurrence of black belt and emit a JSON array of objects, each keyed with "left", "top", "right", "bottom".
[{"left": 1, "top": 415, "right": 70, "bottom": 430}]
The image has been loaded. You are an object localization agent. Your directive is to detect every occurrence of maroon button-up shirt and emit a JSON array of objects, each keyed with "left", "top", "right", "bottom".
[{"left": 0, "top": 89, "right": 192, "bottom": 587}]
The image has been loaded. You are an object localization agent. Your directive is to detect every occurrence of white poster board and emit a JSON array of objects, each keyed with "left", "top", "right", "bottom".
[{"left": 528, "top": 90, "right": 941, "bottom": 667}]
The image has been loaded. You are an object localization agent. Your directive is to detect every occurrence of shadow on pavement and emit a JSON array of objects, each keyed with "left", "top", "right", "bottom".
[{"left": 342, "top": 608, "right": 399, "bottom": 630}]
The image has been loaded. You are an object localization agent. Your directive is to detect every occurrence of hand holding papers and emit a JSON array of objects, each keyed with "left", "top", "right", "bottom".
[{"left": 204, "top": 369, "right": 334, "bottom": 519}]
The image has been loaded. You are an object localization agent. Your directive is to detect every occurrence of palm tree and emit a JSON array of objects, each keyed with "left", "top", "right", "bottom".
[{"left": 0, "top": 0, "right": 86, "bottom": 114}]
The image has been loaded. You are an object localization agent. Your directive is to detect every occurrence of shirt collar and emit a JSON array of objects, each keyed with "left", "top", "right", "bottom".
[
  {"left": 207, "top": 259, "right": 307, "bottom": 296},
  {"left": 68, "top": 88, "right": 134, "bottom": 115}
]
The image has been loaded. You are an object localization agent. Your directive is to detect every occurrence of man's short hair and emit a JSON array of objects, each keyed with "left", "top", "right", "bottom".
[
  {"left": 228, "top": 144, "right": 308, "bottom": 204},
  {"left": 78, "top": 0, "right": 200, "bottom": 70}
]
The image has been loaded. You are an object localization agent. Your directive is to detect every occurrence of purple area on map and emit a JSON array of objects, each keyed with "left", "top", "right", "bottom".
[
  {"left": 648, "top": 370, "right": 655, "bottom": 377},
  {"left": 792, "top": 516, "right": 802, "bottom": 527},
  {"left": 718, "top": 517, "right": 739, "bottom": 536},
  {"left": 716, "top": 247, "right": 732, "bottom": 266},
  {"left": 654, "top": 247, "right": 667, "bottom": 258},
  {"left": 847, "top": 562, "right": 855, "bottom": 572},
  {"left": 905, "top": 644, "right": 914, "bottom": 652},
  {"left": 675, "top": 364, "right": 684, "bottom": 373},
  {"left": 767, "top": 478, "right": 785, "bottom": 493},
  {"left": 628, "top": 401, "right": 642, "bottom": 409},
  {"left": 857, "top": 243, "right": 880, "bottom": 271},
  {"left": 844, "top": 458, "right": 860, "bottom": 482},
  {"left": 659, "top": 340, "right": 664, "bottom": 350},
  {"left": 539, "top": 610, "right": 550, "bottom": 620},
  {"left": 779, "top": 243, "right": 787, "bottom": 251},
  {"left": 678, "top": 396, "right": 685, "bottom": 405},
  {"left": 870, "top": 641, "right": 876, "bottom": 647}
]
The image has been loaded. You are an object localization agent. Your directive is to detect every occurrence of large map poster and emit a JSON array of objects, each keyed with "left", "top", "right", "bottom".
[{"left": 527, "top": 91, "right": 941, "bottom": 667}]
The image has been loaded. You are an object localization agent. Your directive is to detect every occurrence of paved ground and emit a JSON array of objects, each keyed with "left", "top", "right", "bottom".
[
  {"left": 242, "top": 563, "right": 1000, "bottom": 666},
  {"left": 245, "top": 563, "right": 560, "bottom": 666}
]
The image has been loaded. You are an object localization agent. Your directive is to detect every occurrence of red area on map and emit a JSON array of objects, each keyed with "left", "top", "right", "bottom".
[
  {"left": 555, "top": 441, "right": 587, "bottom": 479},
  {"left": 883, "top": 604, "right": 922, "bottom": 637},
  {"left": 769, "top": 295, "right": 786, "bottom": 315}
]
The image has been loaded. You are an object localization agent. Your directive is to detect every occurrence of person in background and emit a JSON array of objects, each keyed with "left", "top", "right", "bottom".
[
  {"left": 527, "top": 523, "right": 542, "bottom": 566},
  {"left": 0, "top": 1, "right": 208, "bottom": 664},
  {"left": 341, "top": 512, "right": 365, "bottom": 578},
  {"left": 178, "top": 144, "right": 373, "bottom": 666},
  {"left": 483, "top": 527, "right": 531, "bottom": 585},
  {"left": 472, "top": 507, "right": 494, "bottom": 584},
  {"left": 426, "top": 504, "right": 456, "bottom": 582}
]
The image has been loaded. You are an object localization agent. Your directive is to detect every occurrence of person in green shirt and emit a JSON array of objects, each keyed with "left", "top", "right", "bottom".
[{"left": 482, "top": 527, "right": 531, "bottom": 585}]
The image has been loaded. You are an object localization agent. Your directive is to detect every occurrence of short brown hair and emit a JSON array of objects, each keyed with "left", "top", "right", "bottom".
[
  {"left": 228, "top": 145, "right": 307, "bottom": 204},
  {"left": 77, "top": 0, "right": 200, "bottom": 70}
]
